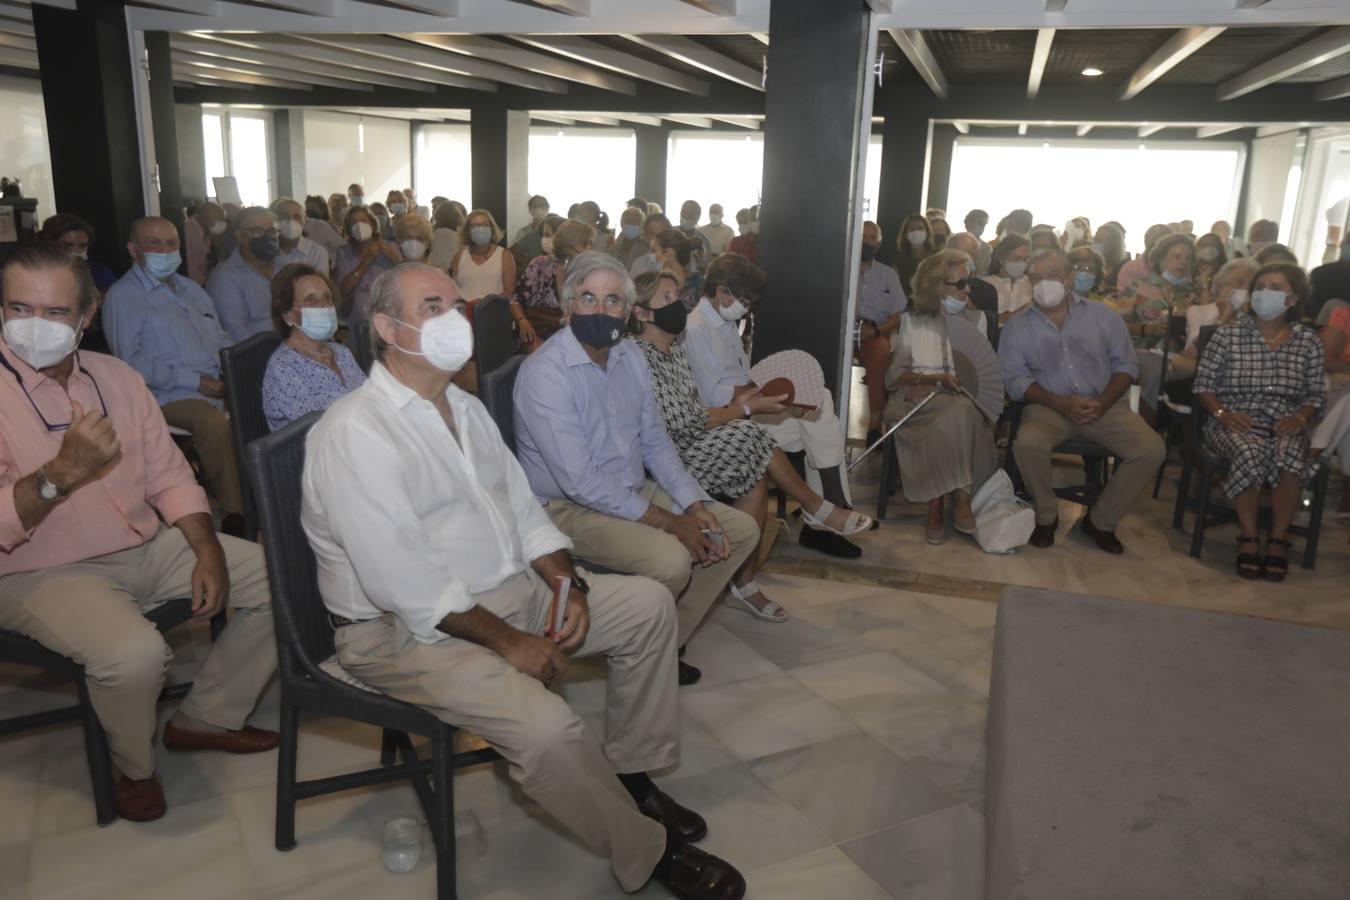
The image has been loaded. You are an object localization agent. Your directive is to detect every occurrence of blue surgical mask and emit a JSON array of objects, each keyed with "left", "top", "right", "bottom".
[
  {"left": 1073, "top": 272, "right": 1096, "bottom": 295},
  {"left": 389, "top": 203, "right": 407, "bottom": 217},
  {"left": 680, "top": 218, "right": 698, "bottom": 231},
  {"left": 143, "top": 251, "right": 181, "bottom": 280},
  {"left": 469, "top": 225, "right": 493, "bottom": 246},
  {"left": 297, "top": 307, "right": 338, "bottom": 342},
  {"left": 941, "top": 296, "right": 967, "bottom": 315},
  {"left": 1250, "top": 288, "right": 1289, "bottom": 321},
  {"left": 622, "top": 224, "right": 641, "bottom": 241},
  {"left": 1162, "top": 270, "right": 1190, "bottom": 287}
]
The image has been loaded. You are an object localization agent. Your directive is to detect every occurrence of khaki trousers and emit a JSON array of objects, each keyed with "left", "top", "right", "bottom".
[
  {"left": 0, "top": 529, "right": 276, "bottom": 779},
  {"left": 756, "top": 393, "right": 853, "bottom": 506},
  {"left": 162, "top": 398, "right": 243, "bottom": 515},
  {"left": 1013, "top": 401, "right": 1167, "bottom": 531},
  {"left": 545, "top": 482, "right": 759, "bottom": 647},
  {"left": 333, "top": 570, "right": 673, "bottom": 892}
]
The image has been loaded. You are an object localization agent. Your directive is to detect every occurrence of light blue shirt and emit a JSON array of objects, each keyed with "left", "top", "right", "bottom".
[
  {"left": 682, "top": 296, "right": 750, "bottom": 408},
  {"left": 998, "top": 295, "right": 1139, "bottom": 402},
  {"left": 103, "top": 264, "right": 230, "bottom": 407},
  {"left": 513, "top": 326, "right": 711, "bottom": 521},
  {"left": 275, "top": 236, "right": 330, "bottom": 275},
  {"left": 857, "top": 261, "right": 907, "bottom": 325},
  {"left": 206, "top": 250, "right": 274, "bottom": 343}
]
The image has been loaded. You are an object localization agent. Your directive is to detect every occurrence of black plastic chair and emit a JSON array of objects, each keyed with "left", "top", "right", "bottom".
[
  {"left": 480, "top": 354, "right": 525, "bottom": 453},
  {"left": 245, "top": 414, "right": 498, "bottom": 900},
  {"left": 0, "top": 598, "right": 220, "bottom": 826},
  {"left": 1003, "top": 401, "right": 1116, "bottom": 508},
  {"left": 350, "top": 321, "right": 374, "bottom": 375},
  {"left": 1151, "top": 315, "right": 1192, "bottom": 497},
  {"left": 221, "top": 332, "right": 284, "bottom": 540},
  {"left": 473, "top": 294, "right": 517, "bottom": 382}
]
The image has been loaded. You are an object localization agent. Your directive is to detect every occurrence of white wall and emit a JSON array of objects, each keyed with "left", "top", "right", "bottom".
[
  {"left": 1242, "top": 130, "right": 1299, "bottom": 239},
  {"left": 413, "top": 123, "right": 473, "bottom": 210},
  {"left": 527, "top": 127, "right": 635, "bottom": 225},
  {"left": 0, "top": 75, "right": 55, "bottom": 225},
  {"left": 302, "top": 110, "right": 411, "bottom": 206}
]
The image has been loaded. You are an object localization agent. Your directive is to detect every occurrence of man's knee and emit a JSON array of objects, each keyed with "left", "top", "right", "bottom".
[
  {"left": 641, "top": 536, "right": 692, "bottom": 596},
  {"left": 1013, "top": 425, "right": 1055, "bottom": 460},
  {"left": 195, "top": 406, "right": 232, "bottom": 445},
  {"left": 623, "top": 575, "right": 677, "bottom": 638},
  {"left": 1135, "top": 429, "right": 1167, "bottom": 468},
  {"left": 513, "top": 697, "right": 590, "bottom": 782},
  {"left": 85, "top": 626, "right": 171, "bottom": 689},
  {"left": 715, "top": 505, "right": 760, "bottom": 556}
]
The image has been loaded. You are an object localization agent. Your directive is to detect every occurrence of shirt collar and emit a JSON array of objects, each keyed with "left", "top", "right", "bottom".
[
  {"left": 368, "top": 360, "right": 469, "bottom": 413},
  {"left": 694, "top": 296, "right": 732, "bottom": 329},
  {"left": 0, "top": 340, "right": 93, "bottom": 391},
  {"left": 130, "top": 263, "right": 180, "bottom": 294},
  {"left": 557, "top": 323, "right": 631, "bottom": 369},
  {"left": 1027, "top": 292, "right": 1085, "bottom": 324}
]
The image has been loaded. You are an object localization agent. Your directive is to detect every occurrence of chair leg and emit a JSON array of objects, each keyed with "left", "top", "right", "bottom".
[
  {"left": 432, "top": 732, "right": 458, "bottom": 900},
  {"left": 1189, "top": 463, "right": 1211, "bottom": 560},
  {"left": 77, "top": 677, "right": 118, "bottom": 826},
  {"left": 1173, "top": 449, "right": 1194, "bottom": 532},
  {"left": 1302, "top": 466, "right": 1329, "bottom": 570},
  {"left": 380, "top": 728, "right": 398, "bottom": 766},
  {"left": 877, "top": 442, "right": 892, "bottom": 521},
  {"left": 776, "top": 489, "right": 787, "bottom": 521},
  {"left": 275, "top": 702, "right": 300, "bottom": 851}
]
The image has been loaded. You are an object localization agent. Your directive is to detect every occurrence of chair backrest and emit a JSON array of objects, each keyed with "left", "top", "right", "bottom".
[
  {"left": 473, "top": 293, "right": 516, "bottom": 379},
  {"left": 480, "top": 354, "right": 525, "bottom": 452},
  {"left": 985, "top": 309, "right": 1000, "bottom": 351},
  {"left": 351, "top": 320, "right": 374, "bottom": 374},
  {"left": 220, "top": 331, "right": 283, "bottom": 538},
  {"left": 1193, "top": 324, "right": 1220, "bottom": 428},
  {"left": 244, "top": 411, "right": 333, "bottom": 683}
]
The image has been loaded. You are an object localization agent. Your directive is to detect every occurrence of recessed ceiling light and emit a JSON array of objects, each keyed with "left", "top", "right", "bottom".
[{"left": 1082, "top": 67, "right": 1104, "bottom": 77}]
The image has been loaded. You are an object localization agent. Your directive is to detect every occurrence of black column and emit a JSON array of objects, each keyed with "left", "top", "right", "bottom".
[
  {"left": 32, "top": 0, "right": 144, "bottom": 271},
  {"left": 273, "top": 110, "right": 294, "bottom": 201},
  {"left": 875, "top": 103, "right": 930, "bottom": 265},
  {"left": 925, "top": 123, "right": 956, "bottom": 217},
  {"left": 757, "top": 0, "right": 874, "bottom": 392},
  {"left": 634, "top": 124, "right": 669, "bottom": 210},
  {"left": 470, "top": 101, "right": 508, "bottom": 228},
  {"left": 145, "top": 31, "right": 184, "bottom": 236}
]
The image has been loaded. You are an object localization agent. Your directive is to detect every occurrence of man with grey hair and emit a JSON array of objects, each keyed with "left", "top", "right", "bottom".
[
  {"left": 513, "top": 252, "right": 759, "bottom": 687},
  {"left": 304, "top": 261, "right": 747, "bottom": 900},
  {"left": 206, "top": 205, "right": 281, "bottom": 342},
  {"left": 270, "top": 197, "right": 329, "bottom": 274}
]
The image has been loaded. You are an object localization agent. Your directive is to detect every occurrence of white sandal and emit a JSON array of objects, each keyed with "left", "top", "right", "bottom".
[
  {"left": 724, "top": 581, "right": 788, "bottom": 622},
  {"left": 801, "top": 500, "right": 873, "bottom": 537}
]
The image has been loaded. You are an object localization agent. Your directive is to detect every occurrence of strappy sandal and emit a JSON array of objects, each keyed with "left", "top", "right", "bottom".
[
  {"left": 1263, "top": 538, "right": 1291, "bottom": 583},
  {"left": 801, "top": 500, "right": 873, "bottom": 537},
  {"left": 724, "top": 581, "right": 788, "bottom": 622},
  {"left": 1235, "top": 537, "right": 1264, "bottom": 581}
]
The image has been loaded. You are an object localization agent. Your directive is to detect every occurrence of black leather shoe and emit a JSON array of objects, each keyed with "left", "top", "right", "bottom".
[
  {"left": 678, "top": 660, "right": 703, "bottom": 686},
  {"left": 1028, "top": 518, "right": 1058, "bottom": 548},
  {"left": 1079, "top": 513, "right": 1124, "bottom": 555},
  {"left": 636, "top": 786, "right": 708, "bottom": 842},
  {"left": 652, "top": 841, "right": 746, "bottom": 900},
  {"left": 865, "top": 429, "right": 882, "bottom": 448},
  {"left": 798, "top": 525, "right": 862, "bottom": 559}
]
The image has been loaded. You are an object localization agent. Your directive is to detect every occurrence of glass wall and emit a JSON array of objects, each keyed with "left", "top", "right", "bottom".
[
  {"left": 1288, "top": 126, "right": 1350, "bottom": 268},
  {"left": 413, "top": 123, "right": 473, "bottom": 209},
  {"left": 0, "top": 74, "right": 55, "bottom": 221},
  {"left": 527, "top": 127, "right": 635, "bottom": 223},
  {"left": 302, "top": 110, "right": 410, "bottom": 207},
  {"left": 201, "top": 108, "right": 274, "bottom": 206}
]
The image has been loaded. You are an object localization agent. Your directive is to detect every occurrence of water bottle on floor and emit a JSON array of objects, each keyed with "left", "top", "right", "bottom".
[{"left": 382, "top": 815, "right": 423, "bottom": 873}]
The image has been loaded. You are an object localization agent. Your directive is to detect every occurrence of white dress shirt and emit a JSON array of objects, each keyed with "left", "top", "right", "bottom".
[
  {"left": 682, "top": 296, "right": 751, "bottom": 407},
  {"left": 302, "top": 363, "right": 572, "bottom": 644}
]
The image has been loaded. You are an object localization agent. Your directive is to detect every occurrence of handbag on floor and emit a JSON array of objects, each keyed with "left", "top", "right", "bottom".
[{"left": 970, "top": 469, "right": 1035, "bottom": 554}]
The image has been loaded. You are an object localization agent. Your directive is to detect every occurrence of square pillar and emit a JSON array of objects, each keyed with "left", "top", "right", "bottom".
[{"left": 635, "top": 124, "right": 670, "bottom": 211}]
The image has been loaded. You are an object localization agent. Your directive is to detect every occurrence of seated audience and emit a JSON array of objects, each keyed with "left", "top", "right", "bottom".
[
  {"left": 1195, "top": 231, "right": 1228, "bottom": 271},
  {"left": 385, "top": 190, "right": 408, "bottom": 233},
  {"left": 515, "top": 218, "right": 595, "bottom": 351},
  {"left": 929, "top": 216, "right": 952, "bottom": 251},
  {"left": 1183, "top": 257, "right": 1257, "bottom": 357},
  {"left": 1255, "top": 242, "right": 1299, "bottom": 267},
  {"left": 1313, "top": 299, "right": 1350, "bottom": 519},
  {"left": 999, "top": 248, "right": 1164, "bottom": 554},
  {"left": 1193, "top": 263, "right": 1325, "bottom": 581},
  {"left": 629, "top": 271, "right": 872, "bottom": 623},
  {"left": 962, "top": 209, "right": 993, "bottom": 275},
  {"left": 1310, "top": 234, "right": 1350, "bottom": 324},
  {"left": 631, "top": 213, "right": 674, "bottom": 276},
  {"left": 326, "top": 193, "right": 349, "bottom": 233},
  {"left": 726, "top": 207, "right": 759, "bottom": 264},
  {"left": 183, "top": 201, "right": 227, "bottom": 287},
  {"left": 402, "top": 187, "right": 428, "bottom": 218},
  {"left": 699, "top": 203, "right": 735, "bottom": 257},
  {"left": 1067, "top": 246, "right": 1110, "bottom": 304},
  {"left": 0, "top": 245, "right": 278, "bottom": 822},
  {"left": 512, "top": 194, "right": 550, "bottom": 244},
  {"left": 370, "top": 202, "right": 392, "bottom": 241},
  {"left": 1093, "top": 222, "right": 1129, "bottom": 291},
  {"left": 513, "top": 253, "right": 759, "bottom": 684},
  {"left": 394, "top": 211, "right": 433, "bottom": 263},
  {"left": 683, "top": 253, "right": 866, "bottom": 559},
  {"left": 1122, "top": 233, "right": 1201, "bottom": 417},
  {"left": 207, "top": 205, "right": 281, "bottom": 343},
  {"left": 41, "top": 213, "right": 118, "bottom": 296},
  {"left": 609, "top": 207, "right": 650, "bottom": 270},
  {"left": 1211, "top": 219, "right": 1236, "bottom": 256},
  {"left": 884, "top": 250, "right": 998, "bottom": 544},
  {"left": 303, "top": 194, "right": 343, "bottom": 261},
  {"left": 104, "top": 216, "right": 244, "bottom": 534},
  {"left": 302, "top": 261, "right": 746, "bottom": 900},
  {"left": 983, "top": 233, "right": 1031, "bottom": 324},
  {"left": 895, "top": 213, "right": 935, "bottom": 290},
  {"left": 272, "top": 197, "right": 330, "bottom": 274},
  {"left": 578, "top": 200, "right": 612, "bottom": 252},
  {"left": 337, "top": 204, "right": 401, "bottom": 331},
  {"left": 855, "top": 220, "right": 909, "bottom": 441},
  {"left": 653, "top": 228, "right": 703, "bottom": 309},
  {"left": 1061, "top": 217, "right": 1092, "bottom": 251},
  {"left": 677, "top": 200, "right": 712, "bottom": 273},
  {"left": 261, "top": 263, "right": 365, "bottom": 431},
  {"left": 452, "top": 208, "right": 516, "bottom": 302},
  {"left": 1246, "top": 219, "right": 1280, "bottom": 257},
  {"left": 430, "top": 200, "right": 466, "bottom": 270},
  {"left": 1115, "top": 223, "right": 1172, "bottom": 295},
  {"left": 945, "top": 232, "right": 999, "bottom": 329}
]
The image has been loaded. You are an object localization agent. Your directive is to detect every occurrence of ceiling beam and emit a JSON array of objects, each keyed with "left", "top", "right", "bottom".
[
  {"left": 887, "top": 29, "right": 947, "bottom": 99},
  {"left": 170, "top": 34, "right": 438, "bottom": 92},
  {"left": 1235, "top": 0, "right": 1271, "bottom": 7},
  {"left": 135, "top": 0, "right": 219, "bottom": 14},
  {"left": 531, "top": 112, "right": 578, "bottom": 125},
  {"left": 679, "top": 0, "right": 735, "bottom": 13},
  {"left": 294, "top": 33, "right": 541, "bottom": 91},
  {"left": 0, "top": 19, "right": 32, "bottom": 36},
  {"left": 952, "top": 121, "right": 969, "bottom": 134},
  {"left": 172, "top": 50, "right": 374, "bottom": 90},
  {"left": 708, "top": 114, "right": 759, "bottom": 129},
  {"left": 399, "top": 33, "right": 636, "bottom": 94},
  {"left": 1027, "top": 28, "right": 1054, "bottom": 99},
  {"left": 1314, "top": 74, "right": 1350, "bottom": 102},
  {"left": 1256, "top": 124, "right": 1299, "bottom": 138},
  {"left": 665, "top": 114, "right": 714, "bottom": 128},
  {"left": 614, "top": 112, "right": 664, "bottom": 126},
  {"left": 1076, "top": 123, "right": 1093, "bottom": 136},
  {"left": 621, "top": 34, "right": 762, "bottom": 91},
  {"left": 1045, "top": 0, "right": 1067, "bottom": 9},
  {"left": 251, "top": 0, "right": 338, "bottom": 14},
  {"left": 529, "top": 0, "right": 589, "bottom": 14},
  {"left": 1139, "top": 123, "right": 1166, "bottom": 137},
  {"left": 564, "top": 112, "right": 623, "bottom": 125},
  {"left": 172, "top": 64, "right": 310, "bottom": 90},
  {"left": 0, "top": 46, "right": 36, "bottom": 68},
  {"left": 865, "top": 0, "right": 893, "bottom": 11},
  {"left": 1217, "top": 25, "right": 1350, "bottom": 100},
  {"left": 1196, "top": 124, "right": 1243, "bottom": 138},
  {"left": 1121, "top": 26, "right": 1225, "bottom": 100},
  {"left": 749, "top": 32, "right": 768, "bottom": 46},
  {"left": 380, "top": 0, "right": 458, "bottom": 13},
  {"left": 512, "top": 34, "right": 709, "bottom": 95},
  {"left": 0, "top": 30, "right": 34, "bottom": 51}
]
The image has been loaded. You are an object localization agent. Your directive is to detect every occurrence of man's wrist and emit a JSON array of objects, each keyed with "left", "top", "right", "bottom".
[{"left": 43, "top": 459, "right": 76, "bottom": 496}]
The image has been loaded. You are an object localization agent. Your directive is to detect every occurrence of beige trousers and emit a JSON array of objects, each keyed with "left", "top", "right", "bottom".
[
  {"left": 1013, "top": 400, "right": 1167, "bottom": 530},
  {"left": 161, "top": 398, "right": 244, "bottom": 515},
  {"left": 545, "top": 482, "right": 759, "bottom": 646},
  {"left": 333, "top": 569, "right": 673, "bottom": 892},
  {"left": 0, "top": 529, "right": 276, "bottom": 779}
]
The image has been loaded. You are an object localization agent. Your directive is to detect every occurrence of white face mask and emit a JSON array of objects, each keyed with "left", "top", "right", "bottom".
[
  {"left": 530, "top": 207, "right": 547, "bottom": 223},
  {"left": 1004, "top": 260, "right": 1029, "bottom": 279},
  {"left": 209, "top": 220, "right": 227, "bottom": 236},
  {"left": 541, "top": 236, "right": 556, "bottom": 255},
  {"left": 1197, "top": 247, "right": 1221, "bottom": 262},
  {"left": 3, "top": 315, "right": 81, "bottom": 370},
  {"left": 907, "top": 229, "right": 927, "bottom": 247},
  {"left": 350, "top": 222, "right": 374, "bottom": 242},
  {"left": 1226, "top": 288, "right": 1249, "bottom": 309},
  {"left": 278, "top": 219, "right": 303, "bottom": 241},
  {"left": 1032, "top": 279, "right": 1067, "bottom": 309},
  {"left": 393, "top": 309, "right": 473, "bottom": 372},
  {"left": 400, "top": 239, "right": 427, "bottom": 261},
  {"left": 709, "top": 214, "right": 723, "bottom": 226},
  {"left": 718, "top": 298, "right": 748, "bottom": 322},
  {"left": 941, "top": 296, "right": 967, "bottom": 315},
  {"left": 738, "top": 223, "right": 750, "bottom": 236},
  {"left": 1250, "top": 288, "right": 1289, "bottom": 321}
]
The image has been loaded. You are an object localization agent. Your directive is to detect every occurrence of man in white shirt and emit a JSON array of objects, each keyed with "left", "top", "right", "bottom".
[
  {"left": 698, "top": 203, "right": 735, "bottom": 258},
  {"left": 302, "top": 262, "right": 746, "bottom": 900}
]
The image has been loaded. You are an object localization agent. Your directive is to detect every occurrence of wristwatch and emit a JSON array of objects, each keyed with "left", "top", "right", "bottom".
[
  {"left": 35, "top": 466, "right": 65, "bottom": 501},
  {"left": 570, "top": 574, "right": 591, "bottom": 596}
]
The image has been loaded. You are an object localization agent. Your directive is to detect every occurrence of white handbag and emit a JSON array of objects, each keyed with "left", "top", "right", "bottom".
[{"left": 970, "top": 469, "right": 1036, "bottom": 554}]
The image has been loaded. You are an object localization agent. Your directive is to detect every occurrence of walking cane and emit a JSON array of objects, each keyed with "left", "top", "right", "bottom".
[{"left": 847, "top": 389, "right": 939, "bottom": 472}]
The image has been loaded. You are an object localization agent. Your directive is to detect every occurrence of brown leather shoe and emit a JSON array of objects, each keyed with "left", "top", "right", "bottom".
[
  {"left": 1029, "top": 518, "right": 1058, "bottom": 548},
  {"left": 163, "top": 722, "right": 280, "bottom": 754},
  {"left": 114, "top": 773, "right": 166, "bottom": 822},
  {"left": 1079, "top": 512, "right": 1125, "bottom": 555}
]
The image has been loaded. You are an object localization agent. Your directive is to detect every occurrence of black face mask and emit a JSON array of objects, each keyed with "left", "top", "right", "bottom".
[
  {"left": 571, "top": 313, "right": 625, "bottom": 350},
  {"left": 650, "top": 301, "right": 688, "bottom": 335},
  {"left": 860, "top": 242, "right": 880, "bottom": 262},
  {"left": 248, "top": 236, "right": 281, "bottom": 262}
]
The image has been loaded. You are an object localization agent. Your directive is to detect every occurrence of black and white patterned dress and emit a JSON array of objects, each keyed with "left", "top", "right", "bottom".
[
  {"left": 633, "top": 336, "right": 776, "bottom": 500},
  {"left": 1193, "top": 317, "right": 1326, "bottom": 498}
]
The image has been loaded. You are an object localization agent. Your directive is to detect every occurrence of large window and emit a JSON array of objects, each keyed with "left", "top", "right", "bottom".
[
  {"left": 302, "top": 110, "right": 412, "bottom": 207},
  {"left": 414, "top": 124, "right": 473, "bottom": 209},
  {"left": 0, "top": 75, "right": 55, "bottom": 220},
  {"left": 946, "top": 139, "right": 1244, "bottom": 255},
  {"left": 201, "top": 108, "right": 273, "bottom": 206},
  {"left": 527, "top": 127, "right": 635, "bottom": 223}
]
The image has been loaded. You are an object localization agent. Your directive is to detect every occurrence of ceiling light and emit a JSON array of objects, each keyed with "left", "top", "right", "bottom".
[{"left": 1081, "top": 67, "right": 1104, "bottom": 77}]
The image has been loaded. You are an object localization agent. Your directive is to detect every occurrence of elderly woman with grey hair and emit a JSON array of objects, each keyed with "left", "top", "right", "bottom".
[{"left": 1182, "top": 256, "right": 1259, "bottom": 361}]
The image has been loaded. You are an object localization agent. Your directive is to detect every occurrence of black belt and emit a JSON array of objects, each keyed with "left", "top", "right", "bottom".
[{"left": 327, "top": 613, "right": 372, "bottom": 629}]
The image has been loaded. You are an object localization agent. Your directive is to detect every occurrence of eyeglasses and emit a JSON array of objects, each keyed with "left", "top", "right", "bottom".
[
  {"left": 943, "top": 279, "right": 971, "bottom": 290},
  {"left": 242, "top": 226, "right": 280, "bottom": 240},
  {"left": 0, "top": 352, "right": 109, "bottom": 432}
]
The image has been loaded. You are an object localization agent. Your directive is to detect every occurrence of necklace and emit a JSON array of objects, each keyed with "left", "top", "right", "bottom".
[
  {"left": 1260, "top": 324, "right": 1289, "bottom": 350},
  {"left": 289, "top": 336, "right": 334, "bottom": 365}
]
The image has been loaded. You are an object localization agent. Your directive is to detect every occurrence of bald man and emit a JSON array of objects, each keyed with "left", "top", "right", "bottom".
[{"left": 104, "top": 217, "right": 244, "bottom": 535}]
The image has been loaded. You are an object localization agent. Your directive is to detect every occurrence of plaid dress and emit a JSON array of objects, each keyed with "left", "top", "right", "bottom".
[{"left": 1193, "top": 318, "right": 1326, "bottom": 498}]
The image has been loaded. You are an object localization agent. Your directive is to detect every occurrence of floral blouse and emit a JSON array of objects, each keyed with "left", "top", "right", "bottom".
[
  {"left": 261, "top": 341, "right": 366, "bottom": 431},
  {"left": 1120, "top": 275, "right": 1201, "bottom": 349},
  {"left": 515, "top": 255, "right": 563, "bottom": 309}
]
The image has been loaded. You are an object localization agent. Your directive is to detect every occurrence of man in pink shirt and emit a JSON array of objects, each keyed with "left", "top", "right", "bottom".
[{"left": 0, "top": 245, "right": 278, "bottom": 822}]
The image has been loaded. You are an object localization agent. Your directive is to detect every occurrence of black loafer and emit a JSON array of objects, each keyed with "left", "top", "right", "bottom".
[
  {"left": 1079, "top": 513, "right": 1124, "bottom": 555},
  {"left": 636, "top": 786, "right": 708, "bottom": 842},
  {"left": 678, "top": 660, "right": 703, "bottom": 686},
  {"left": 798, "top": 525, "right": 862, "bottom": 559},
  {"left": 1028, "top": 518, "right": 1058, "bottom": 548},
  {"left": 653, "top": 841, "right": 746, "bottom": 900}
]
